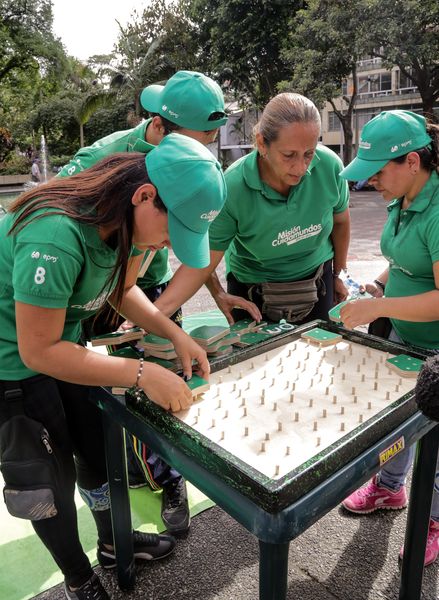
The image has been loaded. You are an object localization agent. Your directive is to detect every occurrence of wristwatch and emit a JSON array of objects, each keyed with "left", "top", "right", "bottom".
[{"left": 374, "top": 279, "right": 386, "bottom": 292}]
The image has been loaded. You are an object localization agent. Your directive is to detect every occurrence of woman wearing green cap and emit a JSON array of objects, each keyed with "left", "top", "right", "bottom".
[
  {"left": 59, "top": 69, "right": 228, "bottom": 332},
  {"left": 58, "top": 70, "right": 229, "bottom": 535},
  {"left": 0, "top": 134, "right": 226, "bottom": 599},
  {"left": 156, "top": 92, "right": 351, "bottom": 325},
  {"left": 338, "top": 109, "right": 439, "bottom": 566}
]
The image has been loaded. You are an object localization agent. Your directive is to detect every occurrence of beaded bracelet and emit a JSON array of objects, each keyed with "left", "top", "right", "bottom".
[{"left": 133, "top": 357, "right": 144, "bottom": 403}]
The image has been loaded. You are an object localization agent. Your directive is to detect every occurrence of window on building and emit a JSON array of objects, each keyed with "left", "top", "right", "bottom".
[
  {"left": 328, "top": 111, "right": 342, "bottom": 132},
  {"left": 397, "top": 70, "right": 416, "bottom": 93},
  {"left": 358, "top": 72, "right": 392, "bottom": 96},
  {"left": 355, "top": 109, "right": 380, "bottom": 131}
]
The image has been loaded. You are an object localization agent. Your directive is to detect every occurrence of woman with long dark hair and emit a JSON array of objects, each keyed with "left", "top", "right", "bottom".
[{"left": 0, "top": 134, "right": 226, "bottom": 599}]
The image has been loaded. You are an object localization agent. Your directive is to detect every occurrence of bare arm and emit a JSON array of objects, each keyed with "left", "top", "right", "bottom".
[
  {"left": 154, "top": 250, "right": 225, "bottom": 316},
  {"left": 15, "top": 302, "right": 193, "bottom": 412},
  {"left": 341, "top": 262, "right": 439, "bottom": 328},
  {"left": 331, "top": 209, "right": 351, "bottom": 303},
  {"left": 205, "top": 270, "right": 262, "bottom": 324},
  {"left": 331, "top": 208, "right": 350, "bottom": 275},
  {"left": 111, "top": 283, "right": 210, "bottom": 380}
]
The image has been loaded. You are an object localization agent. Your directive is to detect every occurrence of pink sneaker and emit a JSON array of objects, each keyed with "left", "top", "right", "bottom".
[
  {"left": 399, "top": 519, "right": 439, "bottom": 566},
  {"left": 342, "top": 475, "right": 408, "bottom": 514}
]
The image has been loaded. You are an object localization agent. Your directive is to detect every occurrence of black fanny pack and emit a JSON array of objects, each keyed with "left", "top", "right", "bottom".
[
  {"left": 0, "top": 385, "right": 59, "bottom": 520},
  {"left": 250, "top": 263, "right": 325, "bottom": 322}
]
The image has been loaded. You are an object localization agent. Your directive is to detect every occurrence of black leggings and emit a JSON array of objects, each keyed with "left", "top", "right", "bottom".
[
  {"left": 0, "top": 375, "right": 112, "bottom": 588},
  {"left": 227, "top": 259, "right": 335, "bottom": 324}
]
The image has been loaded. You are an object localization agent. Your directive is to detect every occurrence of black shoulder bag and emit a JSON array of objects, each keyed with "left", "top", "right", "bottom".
[{"left": 0, "top": 384, "right": 59, "bottom": 520}]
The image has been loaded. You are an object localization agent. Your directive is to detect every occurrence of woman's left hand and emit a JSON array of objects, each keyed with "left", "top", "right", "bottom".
[
  {"left": 340, "top": 298, "right": 381, "bottom": 330},
  {"left": 171, "top": 328, "right": 210, "bottom": 381},
  {"left": 214, "top": 290, "right": 262, "bottom": 325},
  {"left": 333, "top": 276, "right": 349, "bottom": 303}
]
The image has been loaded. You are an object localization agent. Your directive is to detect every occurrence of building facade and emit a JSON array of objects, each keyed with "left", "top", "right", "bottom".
[{"left": 321, "top": 57, "right": 437, "bottom": 157}]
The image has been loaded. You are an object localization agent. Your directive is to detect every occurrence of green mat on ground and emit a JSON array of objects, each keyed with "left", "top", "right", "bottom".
[
  {"left": 0, "top": 311, "right": 226, "bottom": 600},
  {"left": 0, "top": 477, "right": 214, "bottom": 600}
]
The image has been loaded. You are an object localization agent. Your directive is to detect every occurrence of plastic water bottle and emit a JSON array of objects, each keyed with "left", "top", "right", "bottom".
[{"left": 338, "top": 269, "right": 363, "bottom": 299}]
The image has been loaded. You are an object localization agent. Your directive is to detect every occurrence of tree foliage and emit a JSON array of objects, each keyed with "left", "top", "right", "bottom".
[
  {"left": 189, "top": 0, "right": 303, "bottom": 107},
  {"left": 111, "top": 0, "right": 201, "bottom": 116},
  {"left": 281, "top": 0, "right": 367, "bottom": 163},
  {"left": 0, "top": 0, "right": 66, "bottom": 84},
  {"left": 363, "top": 0, "right": 439, "bottom": 120}
]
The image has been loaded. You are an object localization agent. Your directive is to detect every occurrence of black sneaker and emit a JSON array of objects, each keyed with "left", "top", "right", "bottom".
[
  {"left": 161, "top": 478, "right": 190, "bottom": 535},
  {"left": 64, "top": 574, "right": 109, "bottom": 600},
  {"left": 97, "top": 530, "right": 175, "bottom": 569}
]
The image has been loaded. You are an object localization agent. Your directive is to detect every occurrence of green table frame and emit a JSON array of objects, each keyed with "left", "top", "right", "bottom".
[{"left": 89, "top": 322, "right": 439, "bottom": 599}]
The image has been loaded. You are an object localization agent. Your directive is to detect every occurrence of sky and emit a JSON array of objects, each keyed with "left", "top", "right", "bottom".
[{"left": 52, "top": 0, "right": 149, "bottom": 61}]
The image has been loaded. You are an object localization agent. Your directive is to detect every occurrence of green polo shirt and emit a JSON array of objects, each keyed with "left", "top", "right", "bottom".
[
  {"left": 0, "top": 211, "right": 119, "bottom": 379},
  {"left": 381, "top": 171, "right": 439, "bottom": 349},
  {"left": 209, "top": 145, "right": 349, "bottom": 282},
  {"left": 58, "top": 119, "right": 173, "bottom": 289}
]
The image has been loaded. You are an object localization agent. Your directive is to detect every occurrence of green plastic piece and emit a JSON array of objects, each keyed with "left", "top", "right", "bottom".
[
  {"left": 142, "top": 333, "right": 173, "bottom": 347},
  {"left": 236, "top": 332, "right": 272, "bottom": 346},
  {"left": 328, "top": 301, "right": 350, "bottom": 323},
  {"left": 110, "top": 347, "right": 141, "bottom": 359},
  {"left": 386, "top": 354, "right": 424, "bottom": 373},
  {"left": 229, "top": 319, "right": 256, "bottom": 333},
  {"left": 302, "top": 327, "right": 342, "bottom": 343},
  {"left": 190, "top": 324, "right": 229, "bottom": 342}
]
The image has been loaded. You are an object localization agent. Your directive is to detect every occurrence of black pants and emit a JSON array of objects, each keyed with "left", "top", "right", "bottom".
[
  {"left": 0, "top": 375, "right": 113, "bottom": 588},
  {"left": 227, "top": 259, "right": 335, "bottom": 324}
]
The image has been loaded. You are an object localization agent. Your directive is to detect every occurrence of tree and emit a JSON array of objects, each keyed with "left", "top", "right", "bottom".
[
  {"left": 363, "top": 0, "right": 439, "bottom": 121},
  {"left": 281, "top": 0, "right": 368, "bottom": 164},
  {"left": 110, "top": 0, "right": 201, "bottom": 117},
  {"left": 189, "top": 0, "right": 304, "bottom": 107},
  {"left": 63, "top": 59, "right": 116, "bottom": 147},
  {"left": 0, "top": 0, "right": 66, "bottom": 85}
]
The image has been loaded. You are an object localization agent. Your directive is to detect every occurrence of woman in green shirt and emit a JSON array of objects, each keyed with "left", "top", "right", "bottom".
[
  {"left": 0, "top": 134, "right": 226, "bottom": 599},
  {"left": 155, "top": 93, "right": 351, "bottom": 324},
  {"left": 338, "top": 110, "right": 439, "bottom": 567}
]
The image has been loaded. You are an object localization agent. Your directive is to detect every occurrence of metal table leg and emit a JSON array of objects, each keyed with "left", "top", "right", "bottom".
[
  {"left": 259, "top": 540, "right": 290, "bottom": 600},
  {"left": 399, "top": 424, "right": 439, "bottom": 600},
  {"left": 102, "top": 412, "right": 136, "bottom": 591}
]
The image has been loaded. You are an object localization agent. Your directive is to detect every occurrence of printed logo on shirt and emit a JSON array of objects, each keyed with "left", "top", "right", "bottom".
[
  {"left": 70, "top": 291, "right": 109, "bottom": 312},
  {"left": 31, "top": 251, "right": 58, "bottom": 262},
  {"left": 385, "top": 256, "right": 413, "bottom": 277},
  {"left": 200, "top": 210, "right": 220, "bottom": 221},
  {"left": 272, "top": 223, "right": 322, "bottom": 247}
]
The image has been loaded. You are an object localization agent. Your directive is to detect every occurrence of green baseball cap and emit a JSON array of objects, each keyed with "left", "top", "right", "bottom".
[
  {"left": 140, "top": 70, "right": 228, "bottom": 132},
  {"left": 340, "top": 110, "right": 432, "bottom": 181},
  {"left": 145, "top": 133, "right": 226, "bottom": 268}
]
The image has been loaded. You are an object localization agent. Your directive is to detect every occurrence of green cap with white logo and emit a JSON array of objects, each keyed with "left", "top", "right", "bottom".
[
  {"left": 145, "top": 133, "right": 226, "bottom": 269},
  {"left": 140, "top": 70, "right": 228, "bottom": 132},
  {"left": 340, "top": 110, "right": 432, "bottom": 181}
]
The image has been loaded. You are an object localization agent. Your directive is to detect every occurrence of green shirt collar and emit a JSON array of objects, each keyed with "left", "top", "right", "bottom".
[
  {"left": 387, "top": 171, "right": 439, "bottom": 214},
  {"left": 242, "top": 148, "right": 321, "bottom": 200},
  {"left": 127, "top": 118, "right": 156, "bottom": 153}
]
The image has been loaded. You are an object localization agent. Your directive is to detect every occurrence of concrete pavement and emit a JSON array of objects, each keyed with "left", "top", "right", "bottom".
[{"left": 36, "top": 190, "right": 438, "bottom": 600}]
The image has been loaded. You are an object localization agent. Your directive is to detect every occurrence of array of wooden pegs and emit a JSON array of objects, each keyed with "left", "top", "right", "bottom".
[{"left": 177, "top": 337, "right": 415, "bottom": 480}]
